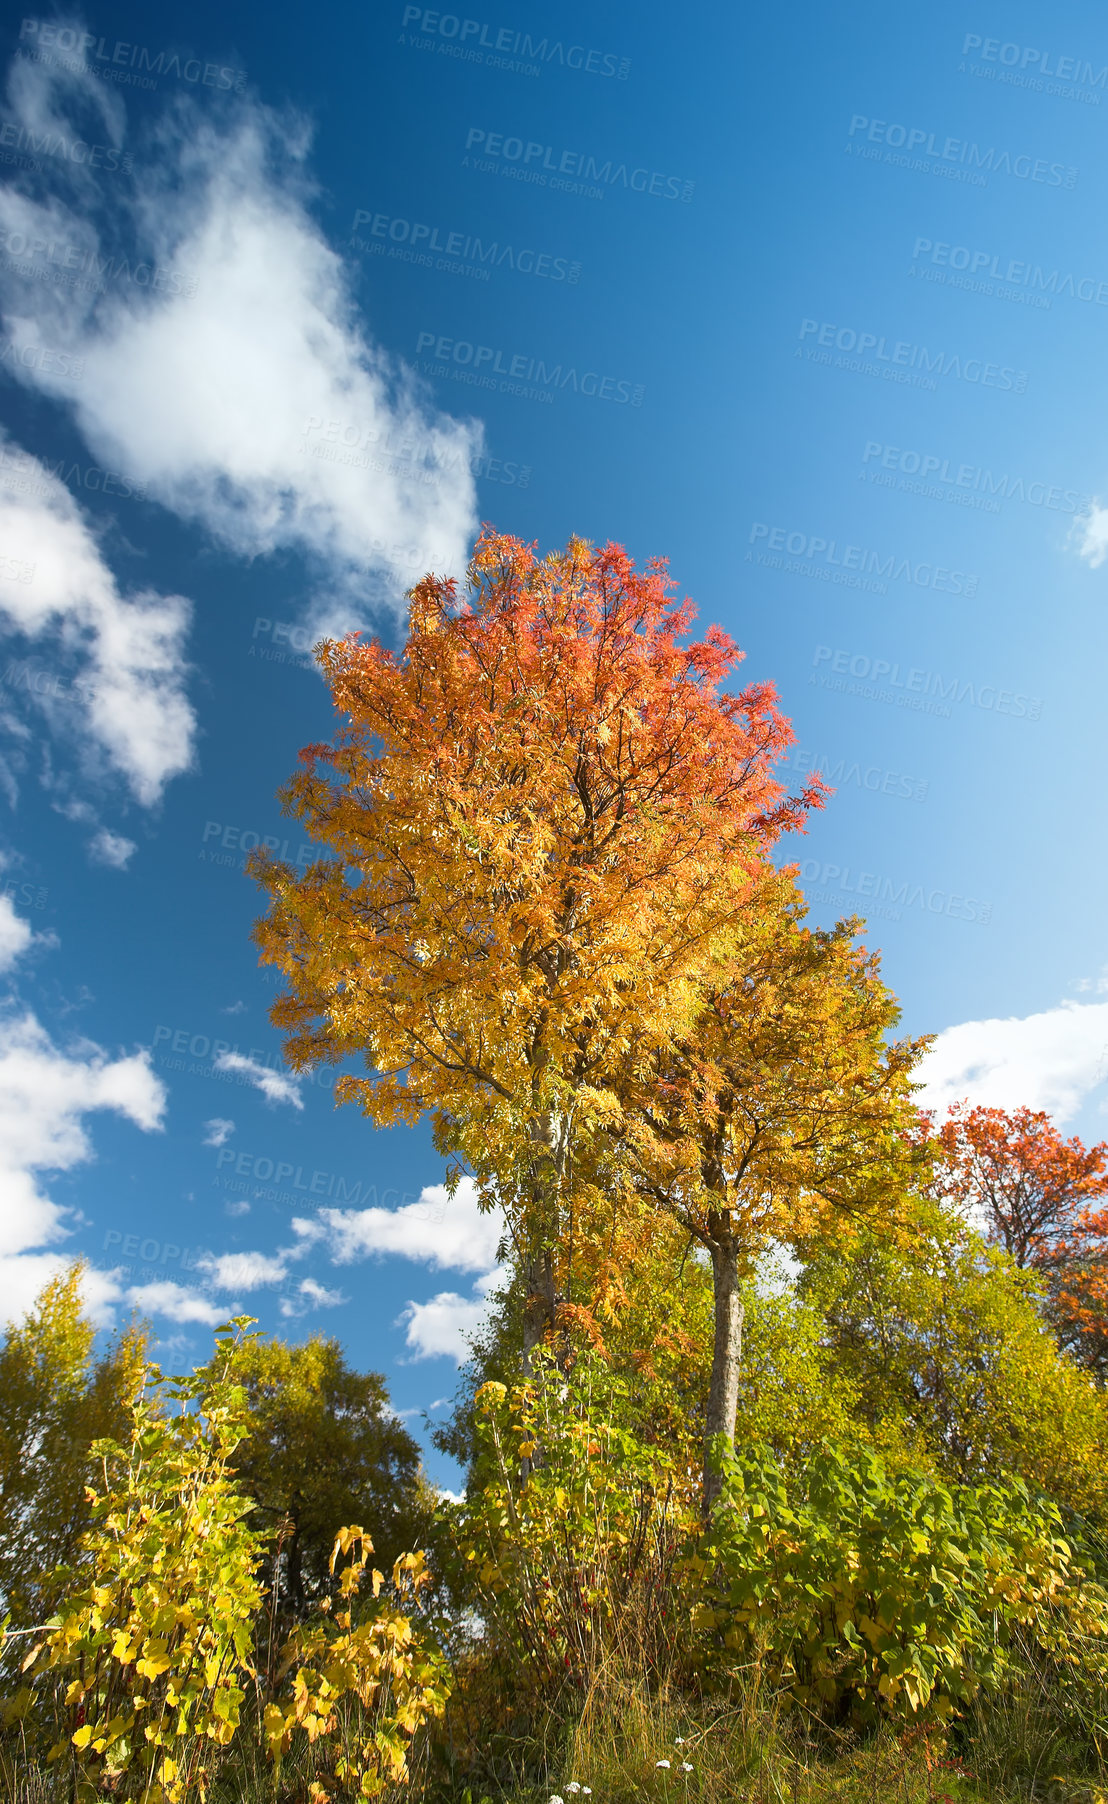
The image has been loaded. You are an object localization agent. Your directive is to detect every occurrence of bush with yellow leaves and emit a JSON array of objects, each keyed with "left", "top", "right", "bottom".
[
  {"left": 1, "top": 1318, "right": 449, "bottom": 1804},
  {"left": 264, "top": 1526, "right": 451, "bottom": 1801},
  {"left": 5, "top": 1319, "right": 266, "bottom": 1803}
]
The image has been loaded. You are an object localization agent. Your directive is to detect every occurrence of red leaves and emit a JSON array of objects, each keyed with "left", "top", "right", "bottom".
[
  {"left": 929, "top": 1102, "right": 1108, "bottom": 1268},
  {"left": 928, "top": 1102, "right": 1108, "bottom": 1375}
]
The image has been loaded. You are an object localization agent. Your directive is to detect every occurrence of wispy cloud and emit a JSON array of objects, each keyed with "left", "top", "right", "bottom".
[
  {"left": 124, "top": 1279, "right": 226, "bottom": 1326},
  {"left": 213, "top": 1051, "right": 302, "bottom": 1108},
  {"left": 88, "top": 828, "right": 136, "bottom": 868},
  {"left": 398, "top": 1268, "right": 506, "bottom": 1364},
  {"left": 292, "top": 1177, "right": 503, "bottom": 1272},
  {"left": 0, "top": 1005, "right": 166, "bottom": 1323},
  {"left": 0, "top": 45, "right": 481, "bottom": 624},
  {"left": 0, "top": 435, "right": 196, "bottom": 805}
]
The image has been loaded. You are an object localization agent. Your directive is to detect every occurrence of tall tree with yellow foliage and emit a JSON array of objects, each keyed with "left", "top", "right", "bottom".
[
  {"left": 623, "top": 887, "right": 926, "bottom": 1503},
  {"left": 250, "top": 531, "right": 823, "bottom": 1357}
]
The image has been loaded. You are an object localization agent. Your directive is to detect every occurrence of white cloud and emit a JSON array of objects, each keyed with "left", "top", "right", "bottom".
[
  {"left": 88, "top": 828, "right": 136, "bottom": 868},
  {"left": 0, "top": 1008, "right": 166, "bottom": 1323},
  {"left": 0, "top": 56, "right": 481, "bottom": 623},
  {"left": 0, "top": 892, "right": 33, "bottom": 973},
  {"left": 1075, "top": 504, "right": 1108, "bottom": 568},
  {"left": 398, "top": 1268, "right": 506, "bottom": 1364},
  {"left": 279, "top": 1277, "right": 344, "bottom": 1320},
  {"left": 213, "top": 1051, "right": 303, "bottom": 1108},
  {"left": 124, "top": 1279, "right": 226, "bottom": 1326},
  {"left": 225, "top": 1198, "right": 251, "bottom": 1217},
  {"left": 0, "top": 438, "right": 196, "bottom": 805},
  {"left": 916, "top": 994, "right": 1108, "bottom": 1123},
  {"left": 292, "top": 1177, "right": 504, "bottom": 1272},
  {"left": 202, "top": 1117, "right": 235, "bottom": 1147},
  {"left": 194, "top": 1248, "right": 289, "bottom": 1289}
]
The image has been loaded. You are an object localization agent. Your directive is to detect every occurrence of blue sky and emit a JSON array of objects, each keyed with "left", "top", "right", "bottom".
[{"left": 1, "top": 0, "right": 1107, "bottom": 1483}]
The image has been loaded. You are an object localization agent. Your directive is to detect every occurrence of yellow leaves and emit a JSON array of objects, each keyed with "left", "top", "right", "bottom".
[
  {"left": 135, "top": 1649, "right": 172, "bottom": 1681},
  {"left": 330, "top": 1523, "right": 371, "bottom": 1572},
  {"left": 251, "top": 539, "right": 829, "bottom": 1348},
  {"left": 266, "top": 1526, "right": 451, "bottom": 1791}
]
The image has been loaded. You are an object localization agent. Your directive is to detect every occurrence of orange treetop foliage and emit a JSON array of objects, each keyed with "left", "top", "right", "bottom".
[
  {"left": 926, "top": 1101, "right": 1108, "bottom": 1376},
  {"left": 927, "top": 1102, "right": 1108, "bottom": 1268},
  {"left": 249, "top": 531, "right": 825, "bottom": 1324},
  {"left": 1052, "top": 1204, "right": 1108, "bottom": 1378}
]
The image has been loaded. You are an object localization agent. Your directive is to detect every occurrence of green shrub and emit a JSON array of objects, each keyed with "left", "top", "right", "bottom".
[{"left": 689, "top": 1440, "right": 1108, "bottom": 1725}]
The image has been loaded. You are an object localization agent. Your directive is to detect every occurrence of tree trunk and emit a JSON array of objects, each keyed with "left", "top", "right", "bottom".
[
  {"left": 703, "top": 1238, "right": 744, "bottom": 1516},
  {"left": 285, "top": 1488, "right": 306, "bottom": 1617},
  {"left": 521, "top": 1245, "right": 558, "bottom": 1374}
]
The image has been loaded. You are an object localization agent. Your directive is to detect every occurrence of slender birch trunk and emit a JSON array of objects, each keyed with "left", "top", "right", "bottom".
[{"left": 703, "top": 1237, "right": 744, "bottom": 1515}]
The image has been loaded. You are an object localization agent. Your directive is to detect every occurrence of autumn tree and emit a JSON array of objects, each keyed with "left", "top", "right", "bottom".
[
  {"left": 928, "top": 1102, "right": 1108, "bottom": 1373},
  {"left": 930, "top": 1102, "right": 1108, "bottom": 1264},
  {"left": 802, "top": 1196, "right": 1108, "bottom": 1518},
  {"left": 250, "top": 530, "right": 822, "bottom": 1357},
  {"left": 624, "top": 884, "right": 925, "bottom": 1504},
  {"left": 1052, "top": 1204, "right": 1108, "bottom": 1378},
  {"left": 0, "top": 1264, "right": 146, "bottom": 1640},
  {"left": 193, "top": 1333, "right": 431, "bottom": 1639}
]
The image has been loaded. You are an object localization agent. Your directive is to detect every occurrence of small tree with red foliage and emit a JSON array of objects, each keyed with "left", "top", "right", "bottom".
[{"left": 928, "top": 1101, "right": 1108, "bottom": 1375}]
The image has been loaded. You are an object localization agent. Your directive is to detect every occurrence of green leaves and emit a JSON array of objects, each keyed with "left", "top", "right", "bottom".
[{"left": 690, "top": 1440, "right": 1108, "bottom": 1725}]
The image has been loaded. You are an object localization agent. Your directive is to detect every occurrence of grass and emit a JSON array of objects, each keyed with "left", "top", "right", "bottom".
[{"left": 5, "top": 1639, "right": 1106, "bottom": 1803}]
